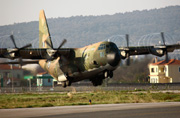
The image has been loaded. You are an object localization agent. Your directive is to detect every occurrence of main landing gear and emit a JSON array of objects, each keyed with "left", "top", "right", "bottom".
[
  {"left": 104, "top": 70, "right": 113, "bottom": 78},
  {"left": 91, "top": 70, "right": 113, "bottom": 86},
  {"left": 62, "top": 80, "right": 72, "bottom": 88},
  {"left": 61, "top": 79, "right": 72, "bottom": 88}
]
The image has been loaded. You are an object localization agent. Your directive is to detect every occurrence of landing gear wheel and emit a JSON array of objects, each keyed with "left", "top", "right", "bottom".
[
  {"left": 66, "top": 80, "right": 71, "bottom": 86},
  {"left": 62, "top": 81, "right": 67, "bottom": 88},
  {"left": 91, "top": 77, "right": 103, "bottom": 86},
  {"left": 104, "top": 71, "right": 108, "bottom": 78},
  {"left": 93, "top": 82, "right": 98, "bottom": 86},
  {"left": 109, "top": 71, "right": 113, "bottom": 78}
]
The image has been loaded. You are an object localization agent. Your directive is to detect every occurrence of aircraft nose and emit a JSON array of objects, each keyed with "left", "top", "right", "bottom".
[{"left": 107, "top": 51, "right": 120, "bottom": 67}]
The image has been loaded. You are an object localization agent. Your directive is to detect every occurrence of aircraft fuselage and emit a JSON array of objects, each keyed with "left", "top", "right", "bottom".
[{"left": 39, "top": 41, "right": 121, "bottom": 86}]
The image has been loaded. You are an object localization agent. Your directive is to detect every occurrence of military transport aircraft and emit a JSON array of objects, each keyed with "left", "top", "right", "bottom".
[{"left": 0, "top": 10, "right": 180, "bottom": 87}]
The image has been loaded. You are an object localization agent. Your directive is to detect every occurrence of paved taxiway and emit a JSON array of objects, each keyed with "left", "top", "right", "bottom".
[{"left": 0, "top": 102, "right": 180, "bottom": 118}]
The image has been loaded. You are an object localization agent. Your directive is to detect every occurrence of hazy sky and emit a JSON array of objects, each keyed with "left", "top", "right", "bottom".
[{"left": 0, "top": 0, "right": 180, "bottom": 26}]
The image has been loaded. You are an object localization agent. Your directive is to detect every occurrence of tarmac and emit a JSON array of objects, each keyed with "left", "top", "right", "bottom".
[{"left": 0, "top": 102, "right": 180, "bottom": 118}]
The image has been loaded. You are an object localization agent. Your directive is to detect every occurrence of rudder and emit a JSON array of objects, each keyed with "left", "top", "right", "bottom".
[{"left": 39, "top": 10, "right": 53, "bottom": 48}]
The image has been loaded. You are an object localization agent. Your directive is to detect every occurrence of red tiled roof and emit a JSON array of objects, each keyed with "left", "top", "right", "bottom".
[
  {"left": 150, "top": 59, "right": 180, "bottom": 65},
  {"left": 0, "top": 65, "right": 21, "bottom": 70}
]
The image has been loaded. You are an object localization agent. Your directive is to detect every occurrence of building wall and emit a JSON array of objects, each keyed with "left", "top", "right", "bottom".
[
  {"left": 43, "top": 79, "right": 53, "bottom": 86},
  {"left": 0, "top": 69, "right": 24, "bottom": 87},
  {"left": 37, "top": 74, "right": 53, "bottom": 87},
  {"left": 149, "top": 65, "right": 159, "bottom": 76},
  {"left": 149, "top": 64, "right": 171, "bottom": 83},
  {"left": 0, "top": 70, "right": 23, "bottom": 79},
  {"left": 149, "top": 63, "right": 180, "bottom": 83},
  {"left": 150, "top": 76, "right": 159, "bottom": 83},
  {"left": 165, "top": 65, "right": 169, "bottom": 77},
  {"left": 158, "top": 76, "right": 171, "bottom": 83},
  {"left": 37, "top": 78, "right": 53, "bottom": 87},
  {"left": 149, "top": 65, "right": 158, "bottom": 83},
  {"left": 168, "top": 65, "right": 180, "bottom": 82}
]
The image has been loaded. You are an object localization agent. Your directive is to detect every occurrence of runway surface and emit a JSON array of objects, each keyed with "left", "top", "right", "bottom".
[{"left": 0, "top": 102, "right": 180, "bottom": 118}]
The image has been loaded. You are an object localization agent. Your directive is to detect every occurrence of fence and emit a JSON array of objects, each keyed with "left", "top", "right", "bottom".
[{"left": 1, "top": 83, "right": 180, "bottom": 93}]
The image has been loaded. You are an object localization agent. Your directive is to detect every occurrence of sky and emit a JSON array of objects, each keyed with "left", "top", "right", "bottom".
[{"left": 0, "top": 0, "right": 180, "bottom": 26}]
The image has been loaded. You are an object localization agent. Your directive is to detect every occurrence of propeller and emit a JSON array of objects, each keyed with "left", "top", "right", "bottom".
[
  {"left": 4, "top": 35, "right": 32, "bottom": 60},
  {"left": 2, "top": 35, "right": 32, "bottom": 68},
  {"left": 57, "top": 39, "right": 67, "bottom": 50},
  {"left": 160, "top": 32, "right": 169, "bottom": 62},
  {"left": 45, "top": 39, "right": 67, "bottom": 61},
  {"left": 126, "top": 34, "right": 130, "bottom": 66},
  {"left": 10, "top": 35, "right": 32, "bottom": 50},
  {"left": 10, "top": 35, "right": 17, "bottom": 48}
]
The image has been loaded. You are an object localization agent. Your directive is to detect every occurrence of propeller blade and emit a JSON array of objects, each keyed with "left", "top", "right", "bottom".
[
  {"left": 19, "top": 43, "right": 32, "bottom": 50},
  {"left": 58, "top": 39, "right": 67, "bottom": 50},
  {"left": 45, "top": 39, "right": 67, "bottom": 61},
  {"left": 126, "top": 34, "right": 130, "bottom": 66},
  {"left": 160, "top": 32, "right": 169, "bottom": 62},
  {"left": 165, "top": 51, "right": 169, "bottom": 63},
  {"left": 10, "top": 35, "right": 17, "bottom": 48},
  {"left": 161, "top": 32, "right": 166, "bottom": 45},
  {"left": 10, "top": 35, "right": 32, "bottom": 50},
  {"left": 45, "top": 40, "right": 53, "bottom": 49},
  {"left": 126, "top": 34, "right": 129, "bottom": 47}
]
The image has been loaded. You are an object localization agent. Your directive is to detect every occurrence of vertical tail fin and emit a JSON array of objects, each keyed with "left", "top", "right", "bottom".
[{"left": 39, "top": 10, "right": 53, "bottom": 48}]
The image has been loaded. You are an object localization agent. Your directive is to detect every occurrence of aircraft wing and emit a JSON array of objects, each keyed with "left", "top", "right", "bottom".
[
  {"left": 0, "top": 48, "right": 71, "bottom": 60},
  {"left": 119, "top": 44, "right": 180, "bottom": 58},
  {"left": 0, "top": 60, "right": 39, "bottom": 65}
]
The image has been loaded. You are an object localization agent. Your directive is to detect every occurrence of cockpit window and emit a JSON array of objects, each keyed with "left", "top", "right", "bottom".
[
  {"left": 98, "top": 44, "right": 106, "bottom": 50},
  {"left": 110, "top": 43, "right": 118, "bottom": 50},
  {"left": 106, "top": 45, "right": 110, "bottom": 48}
]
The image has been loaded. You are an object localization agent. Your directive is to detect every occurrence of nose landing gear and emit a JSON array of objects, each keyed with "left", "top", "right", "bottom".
[
  {"left": 62, "top": 80, "right": 72, "bottom": 88},
  {"left": 104, "top": 70, "right": 113, "bottom": 78}
]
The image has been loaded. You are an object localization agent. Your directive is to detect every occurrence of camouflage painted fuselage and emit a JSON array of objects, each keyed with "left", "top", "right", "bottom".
[
  {"left": 38, "top": 10, "right": 121, "bottom": 84},
  {"left": 39, "top": 41, "right": 121, "bottom": 82}
]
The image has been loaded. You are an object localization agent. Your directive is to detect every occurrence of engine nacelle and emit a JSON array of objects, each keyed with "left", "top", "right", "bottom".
[
  {"left": 6, "top": 49, "right": 18, "bottom": 59},
  {"left": 150, "top": 48, "right": 164, "bottom": 57},
  {"left": 58, "top": 74, "right": 68, "bottom": 82}
]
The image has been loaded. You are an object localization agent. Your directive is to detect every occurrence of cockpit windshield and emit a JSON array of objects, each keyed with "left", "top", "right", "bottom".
[
  {"left": 110, "top": 43, "right": 118, "bottom": 51},
  {"left": 98, "top": 44, "right": 106, "bottom": 50}
]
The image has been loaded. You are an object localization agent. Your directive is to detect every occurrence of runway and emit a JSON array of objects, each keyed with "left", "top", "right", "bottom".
[{"left": 0, "top": 102, "right": 180, "bottom": 118}]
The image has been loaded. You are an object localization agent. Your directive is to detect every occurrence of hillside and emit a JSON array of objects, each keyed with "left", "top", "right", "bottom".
[{"left": 0, "top": 6, "right": 180, "bottom": 48}]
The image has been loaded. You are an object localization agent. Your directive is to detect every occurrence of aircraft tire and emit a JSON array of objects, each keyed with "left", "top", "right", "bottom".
[
  {"left": 109, "top": 71, "right": 113, "bottom": 78},
  {"left": 98, "top": 79, "right": 103, "bottom": 85},
  {"left": 66, "top": 81, "right": 71, "bottom": 86},
  {"left": 93, "top": 82, "right": 98, "bottom": 86},
  {"left": 91, "top": 79, "right": 100, "bottom": 86},
  {"left": 96, "top": 78, "right": 103, "bottom": 86},
  {"left": 104, "top": 71, "right": 108, "bottom": 78},
  {"left": 62, "top": 81, "right": 67, "bottom": 88}
]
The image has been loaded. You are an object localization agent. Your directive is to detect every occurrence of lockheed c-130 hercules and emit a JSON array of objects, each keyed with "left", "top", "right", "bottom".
[{"left": 0, "top": 10, "right": 180, "bottom": 87}]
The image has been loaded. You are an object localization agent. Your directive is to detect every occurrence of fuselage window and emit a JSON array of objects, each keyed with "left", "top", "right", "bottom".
[{"left": 100, "top": 52, "right": 104, "bottom": 57}]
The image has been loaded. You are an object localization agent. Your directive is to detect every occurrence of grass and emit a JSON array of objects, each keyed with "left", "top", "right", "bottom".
[{"left": 0, "top": 90, "right": 180, "bottom": 109}]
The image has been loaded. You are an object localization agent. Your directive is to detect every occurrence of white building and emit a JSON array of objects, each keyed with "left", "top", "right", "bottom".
[{"left": 148, "top": 59, "right": 180, "bottom": 83}]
